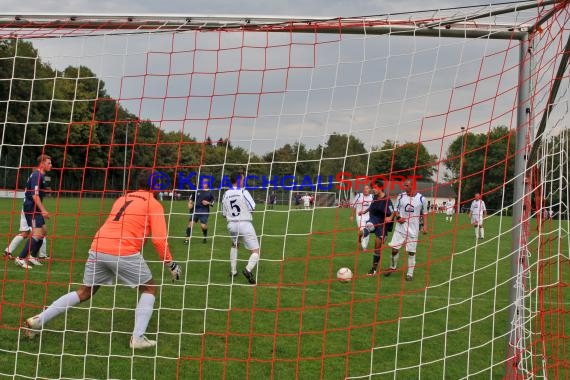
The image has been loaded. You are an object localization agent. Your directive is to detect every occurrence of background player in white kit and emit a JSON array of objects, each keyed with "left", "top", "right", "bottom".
[
  {"left": 384, "top": 178, "right": 428, "bottom": 281},
  {"left": 468, "top": 193, "right": 487, "bottom": 239},
  {"left": 349, "top": 184, "right": 373, "bottom": 248},
  {"left": 445, "top": 197, "right": 456, "bottom": 222},
  {"left": 301, "top": 193, "right": 312, "bottom": 210},
  {"left": 222, "top": 173, "right": 261, "bottom": 284}
]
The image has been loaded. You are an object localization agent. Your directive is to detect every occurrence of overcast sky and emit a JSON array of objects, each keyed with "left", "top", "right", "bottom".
[
  {"left": 2, "top": 1, "right": 552, "bottom": 180},
  {"left": 4, "top": 0, "right": 511, "bottom": 18}
]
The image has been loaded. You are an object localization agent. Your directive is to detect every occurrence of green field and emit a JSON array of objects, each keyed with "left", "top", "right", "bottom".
[{"left": 0, "top": 197, "right": 563, "bottom": 379}]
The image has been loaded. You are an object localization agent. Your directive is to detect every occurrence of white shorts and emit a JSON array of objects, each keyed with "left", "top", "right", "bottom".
[
  {"left": 471, "top": 217, "right": 483, "bottom": 227},
  {"left": 19, "top": 211, "right": 32, "bottom": 232},
  {"left": 389, "top": 230, "right": 418, "bottom": 253},
  {"left": 227, "top": 221, "right": 260, "bottom": 250},
  {"left": 83, "top": 250, "right": 152, "bottom": 287},
  {"left": 446, "top": 209, "right": 454, "bottom": 216},
  {"left": 355, "top": 215, "right": 367, "bottom": 230}
]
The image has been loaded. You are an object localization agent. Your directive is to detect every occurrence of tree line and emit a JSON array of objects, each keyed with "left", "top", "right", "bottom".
[{"left": 2, "top": 38, "right": 557, "bottom": 211}]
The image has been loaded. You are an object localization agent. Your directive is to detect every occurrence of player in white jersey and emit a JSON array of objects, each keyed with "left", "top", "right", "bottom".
[
  {"left": 221, "top": 173, "right": 260, "bottom": 284},
  {"left": 301, "top": 193, "right": 312, "bottom": 209},
  {"left": 445, "top": 197, "right": 456, "bottom": 222},
  {"left": 468, "top": 193, "right": 487, "bottom": 239},
  {"left": 385, "top": 179, "right": 428, "bottom": 281},
  {"left": 349, "top": 185, "right": 374, "bottom": 248}
]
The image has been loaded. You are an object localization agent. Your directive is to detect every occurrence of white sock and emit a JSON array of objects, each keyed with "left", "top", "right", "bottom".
[
  {"left": 475, "top": 228, "right": 479, "bottom": 239},
  {"left": 38, "top": 291, "right": 81, "bottom": 326},
  {"left": 480, "top": 227, "right": 485, "bottom": 238},
  {"left": 133, "top": 293, "right": 155, "bottom": 338},
  {"left": 39, "top": 237, "right": 47, "bottom": 257},
  {"left": 246, "top": 252, "right": 260, "bottom": 272},
  {"left": 230, "top": 247, "right": 238, "bottom": 274},
  {"left": 391, "top": 253, "right": 399, "bottom": 269},
  {"left": 7, "top": 235, "right": 25, "bottom": 254},
  {"left": 407, "top": 255, "right": 416, "bottom": 276}
]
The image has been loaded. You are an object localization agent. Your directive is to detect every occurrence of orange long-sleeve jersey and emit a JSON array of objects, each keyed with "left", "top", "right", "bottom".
[{"left": 90, "top": 190, "right": 173, "bottom": 262}]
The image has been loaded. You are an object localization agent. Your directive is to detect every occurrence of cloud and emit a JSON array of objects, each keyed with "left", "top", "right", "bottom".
[{"left": 2, "top": 0, "right": 529, "bottom": 164}]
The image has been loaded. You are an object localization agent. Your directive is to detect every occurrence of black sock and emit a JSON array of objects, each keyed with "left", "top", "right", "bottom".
[
  {"left": 19, "top": 237, "right": 43, "bottom": 259},
  {"left": 372, "top": 254, "right": 380, "bottom": 268},
  {"left": 18, "top": 238, "right": 32, "bottom": 259},
  {"left": 203, "top": 228, "right": 208, "bottom": 237},
  {"left": 186, "top": 227, "right": 191, "bottom": 237},
  {"left": 30, "top": 237, "right": 44, "bottom": 258}
]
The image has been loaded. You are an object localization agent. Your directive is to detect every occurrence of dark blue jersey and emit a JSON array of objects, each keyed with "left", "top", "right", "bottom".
[
  {"left": 191, "top": 190, "right": 215, "bottom": 213},
  {"left": 368, "top": 195, "right": 393, "bottom": 225},
  {"left": 23, "top": 170, "right": 46, "bottom": 211}
]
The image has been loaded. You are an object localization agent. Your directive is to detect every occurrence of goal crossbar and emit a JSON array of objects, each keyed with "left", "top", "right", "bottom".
[{"left": 0, "top": 0, "right": 564, "bottom": 40}]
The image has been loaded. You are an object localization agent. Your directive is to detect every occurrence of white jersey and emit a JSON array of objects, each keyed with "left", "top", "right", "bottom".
[
  {"left": 222, "top": 187, "right": 255, "bottom": 222},
  {"left": 445, "top": 199, "right": 455, "bottom": 215},
  {"left": 301, "top": 195, "right": 312, "bottom": 206},
  {"left": 351, "top": 193, "right": 373, "bottom": 215},
  {"left": 393, "top": 192, "right": 427, "bottom": 237},
  {"left": 470, "top": 199, "right": 486, "bottom": 222}
]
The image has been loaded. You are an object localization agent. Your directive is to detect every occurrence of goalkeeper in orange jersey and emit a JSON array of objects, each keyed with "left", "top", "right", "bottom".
[{"left": 22, "top": 171, "right": 182, "bottom": 349}]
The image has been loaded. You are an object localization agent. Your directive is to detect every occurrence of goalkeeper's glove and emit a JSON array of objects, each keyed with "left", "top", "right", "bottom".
[{"left": 168, "top": 261, "right": 181, "bottom": 282}]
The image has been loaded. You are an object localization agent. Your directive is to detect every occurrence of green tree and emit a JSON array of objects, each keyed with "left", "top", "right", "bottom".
[
  {"left": 261, "top": 142, "right": 319, "bottom": 186},
  {"left": 319, "top": 133, "right": 367, "bottom": 177},
  {"left": 369, "top": 140, "right": 437, "bottom": 181},
  {"left": 539, "top": 128, "right": 569, "bottom": 214},
  {"left": 445, "top": 126, "right": 515, "bottom": 210},
  {"left": 0, "top": 39, "right": 57, "bottom": 187},
  {"left": 263, "top": 143, "right": 297, "bottom": 177}
]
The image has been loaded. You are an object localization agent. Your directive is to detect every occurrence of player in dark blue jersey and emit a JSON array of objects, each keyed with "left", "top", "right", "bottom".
[
  {"left": 184, "top": 181, "right": 215, "bottom": 244},
  {"left": 15, "top": 155, "right": 52, "bottom": 270},
  {"left": 360, "top": 178, "right": 394, "bottom": 276}
]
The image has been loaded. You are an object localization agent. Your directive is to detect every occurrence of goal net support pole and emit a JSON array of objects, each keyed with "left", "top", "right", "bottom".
[{"left": 507, "top": 34, "right": 531, "bottom": 378}]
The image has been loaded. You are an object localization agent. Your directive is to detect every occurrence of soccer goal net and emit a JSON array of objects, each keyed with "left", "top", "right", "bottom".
[{"left": 1, "top": 2, "right": 569, "bottom": 379}]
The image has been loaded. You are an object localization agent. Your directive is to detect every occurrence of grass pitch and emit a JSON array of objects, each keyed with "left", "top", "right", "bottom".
[{"left": 0, "top": 196, "right": 560, "bottom": 379}]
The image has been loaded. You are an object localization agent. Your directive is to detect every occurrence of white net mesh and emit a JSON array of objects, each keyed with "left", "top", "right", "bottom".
[{"left": 0, "top": 2, "right": 569, "bottom": 379}]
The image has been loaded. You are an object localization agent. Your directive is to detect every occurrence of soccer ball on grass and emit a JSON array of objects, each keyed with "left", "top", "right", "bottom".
[{"left": 336, "top": 267, "right": 353, "bottom": 282}]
